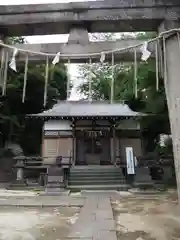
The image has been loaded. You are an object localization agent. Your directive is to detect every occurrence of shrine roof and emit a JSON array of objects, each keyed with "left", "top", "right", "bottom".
[{"left": 28, "top": 100, "right": 146, "bottom": 119}]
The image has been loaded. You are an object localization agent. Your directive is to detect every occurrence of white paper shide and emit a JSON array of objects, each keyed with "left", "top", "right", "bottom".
[
  {"left": 52, "top": 52, "right": 61, "bottom": 65},
  {"left": 9, "top": 48, "right": 18, "bottom": 72},
  {"left": 140, "top": 42, "right": 151, "bottom": 61}
]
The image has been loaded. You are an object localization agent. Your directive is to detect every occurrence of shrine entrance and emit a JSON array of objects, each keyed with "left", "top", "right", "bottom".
[{"left": 76, "top": 129, "right": 111, "bottom": 165}]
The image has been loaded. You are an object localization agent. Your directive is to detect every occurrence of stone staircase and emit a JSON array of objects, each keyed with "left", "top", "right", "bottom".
[{"left": 68, "top": 165, "right": 129, "bottom": 191}]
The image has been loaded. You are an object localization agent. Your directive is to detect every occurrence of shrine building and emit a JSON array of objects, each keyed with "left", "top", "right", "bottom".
[{"left": 30, "top": 100, "right": 145, "bottom": 166}]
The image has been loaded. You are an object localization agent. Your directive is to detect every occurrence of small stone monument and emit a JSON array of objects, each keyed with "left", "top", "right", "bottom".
[
  {"left": 11, "top": 155, "right": 27, "bottom": 188},
  {"left": 45, "top": 156, "right": 64, "bottom": 195}
]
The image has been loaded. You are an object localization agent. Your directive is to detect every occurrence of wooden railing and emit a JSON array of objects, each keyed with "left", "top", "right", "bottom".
[
  {"left": 14, "top": 155, "right": 73, "bottom": 169},
  {"left": 114, "top": 154, "right": 174, "bottom": 168},
  {"left": 13, "top": 155, "right": 73, "bottom": 187}
]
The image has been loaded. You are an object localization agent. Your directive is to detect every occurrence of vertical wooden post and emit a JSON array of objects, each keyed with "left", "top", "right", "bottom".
[
  {"left": 112, "top": 123, "right": 116, "bottom": 165},
  {"left": 110, "top": 121, "right": 116, "bottom": 165},
  {"left": 72, "top": 121, "right": 76, "bottom": 166},
  {"left": 110, "top": 53, "right": 115, "bottom": 104}
]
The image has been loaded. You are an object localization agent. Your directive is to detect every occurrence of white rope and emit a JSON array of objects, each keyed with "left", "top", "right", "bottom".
[
  {"left": 110, "top": 52, "right": 115, "bottom": 103},
  {"left": 155, "top": 42, "right": 159, "bottom": 91},
  {"left": 0, "top": 28, "right": 179, "bottom": 58},
  {"left": 2, "top": 51, "right": 9, "bottom": 96},
  {"left": 66, "top": 58, "right": 71, "bottom": 99},
  {"left": 158, "top": 38, "right": 163, "bottom": 79},
  {"left": 163, "top": 36, "right": 168, "bottom": 100},
  {"left": 0, "top": 49, "right": 5, "bottom": 86},
  {"left": 88, "top": 58, "right": 92, "bottom": 101},
  {"left": 22, "top": 54, "right": 29, "bottom": 103},
  {"left": 134, "top": 49, "right": 138, "bottom": 99},
  {"left": 43, "top": 56, "right": 49, "bottom": 107}
]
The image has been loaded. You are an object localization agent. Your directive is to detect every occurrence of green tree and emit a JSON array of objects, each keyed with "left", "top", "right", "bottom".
[
  {"left": 0, "top": 37, "right": 68, "bottom": 154},
  {"left": 79, "top": 33, "right": 169, "bottom": 152}
]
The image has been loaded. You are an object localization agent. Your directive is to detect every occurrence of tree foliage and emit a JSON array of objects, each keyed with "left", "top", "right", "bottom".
[
  {"left": 0, "top": 37, "right": 68, "bottom": 154},
  {"left": 79, "top": 33, "right": 170, "bottom": 151}
]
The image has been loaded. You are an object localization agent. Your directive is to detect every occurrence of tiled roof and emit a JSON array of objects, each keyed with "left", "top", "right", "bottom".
[{"left": 30, "top": 101, "right": 145, "bottom": 117}]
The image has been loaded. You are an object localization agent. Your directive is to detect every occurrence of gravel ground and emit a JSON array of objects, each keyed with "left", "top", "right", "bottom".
[
  {"left": 0, "top": 206, "right": 80, "bottom": 240},
  {"left": 112, "top": 190, "right": 180, "bottom": 240}
]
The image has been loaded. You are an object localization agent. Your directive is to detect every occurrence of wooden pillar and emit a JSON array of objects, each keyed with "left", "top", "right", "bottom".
[
  {"left": 72, "top": 121, "right": 76, "bottom": 166},
  {"left": 113, "top": 123, "right": 116, "bottom": 165},
  {"left": 111, "top": 122, "right": 116, "bottom": 165}
]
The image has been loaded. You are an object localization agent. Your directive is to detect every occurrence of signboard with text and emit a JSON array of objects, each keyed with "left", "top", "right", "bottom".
[
  {"left": 44, "top": 130, "right": 72, "bottom": 137},
  {"left": 125, "top": 147, "right": 135, "bottom": 175}
]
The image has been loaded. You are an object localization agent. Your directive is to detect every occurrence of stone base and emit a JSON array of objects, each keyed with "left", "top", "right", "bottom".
[
  {"left": 134, "top": 167, "right": 154, "bottom": 188},
  {"left": 41, "top": 189, "right": 70, "bottom": 196},
  {"left": 46, "top": 166, "right": 64, "bottom": 191},
  {"left": 9, "top": 179, "right": 27, "bottom": 189}
]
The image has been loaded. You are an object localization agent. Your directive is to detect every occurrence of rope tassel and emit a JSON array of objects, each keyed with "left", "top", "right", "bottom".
[
  {"left": 67, "top": 58, "right": 71, "bottom": 100},
  {"left": 22, "top": 54, "right": 29, "bottom": 103},
  {"left": 2, "top": 51, "right": 9, "bottom": 96},
  {"left": 0, "top": 48, "right": 5, "bottom": 86},
  {"left": 88, "top": 58, "right": 92, "bottom": 102},
  {"left": 158, "top": 38, "right": 163, "bottom": 79},
  {"left": 43, "top": 56, "right": 49, "bottom": 107},
  {"left": 134, "top": 49, "right": 138, "bottom": 99},
  {"left": 155, "top": 42, "right": 159, "bottom": 91},
  {"left": 162, "top": 36, "right": 169, "bottom": 101},
  {"left": 111, "top": 52, "right": 115, "bottom": 103}
]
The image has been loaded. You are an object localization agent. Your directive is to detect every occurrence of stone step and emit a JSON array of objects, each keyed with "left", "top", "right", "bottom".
[
  {"left": 70, "top": 173, "right": 123, "bottom": 177},
  {"left": 69, "top": 166, "right": 126, "bottom": 190},
  {"left": 69, "top": 175, "right": 123, "bottom": 181},
  {"left": 69, "top": 180, "right": 126, "bottom": 186},
  {"left": 40, "top": 190, "right": 70, "bottom": 196},
  {"left": 68, "top": 184, "right": 130, "bottom": 191},
  {"left": 70, "top": 169, "right": 122, "bottom": 173},
  {"left": 46, "top": 183, "right": 62, "bottom": 188},
  {"left": 71, "top": 165, "right": 117, "bottom": 169},
  {"left": 70, "top": 171, "right": 122, "bottom": 176}
]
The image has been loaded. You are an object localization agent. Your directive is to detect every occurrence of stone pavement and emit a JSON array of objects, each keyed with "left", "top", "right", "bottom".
[
  {"left": 0, "top": 196, "right": 85, "bottom": 207},
  {"left": 0, "top": 190, "right": 118, "bottom": 240},
  {"left": 67, "top": 195, "right": 117, "bottom": 240}
]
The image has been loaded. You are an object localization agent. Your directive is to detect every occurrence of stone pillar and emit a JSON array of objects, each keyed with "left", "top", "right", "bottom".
[
  {"left": 16, "top": 168, "right": 23, "bottom": 181},
  {"left": 134, "top": 167, "right": 153, "bottom": 188},
  {"left": 12, "top": 156, "right": 27, "bottom": 187},
  {"left": 0, "top": 34, "right": 6, "bottom": 43},
  {"left": 68, "top": 25, "right": 89, "bottom": 45},
  {"left": 158, "top": 21, "right": 180, "bottom": 200}
]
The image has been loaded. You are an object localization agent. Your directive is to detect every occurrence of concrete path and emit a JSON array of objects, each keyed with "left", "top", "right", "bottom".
[{"left": 68, "top": 195, "right": 117, "bottom": 240}]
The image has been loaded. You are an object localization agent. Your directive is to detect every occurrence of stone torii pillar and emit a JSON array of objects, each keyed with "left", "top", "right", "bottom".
[
  {"left": 158, "top": 21, "right": 180, "bottom": 201},
  {"left": 67, "top": 25, "right": 89, "bottom": 45}
]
